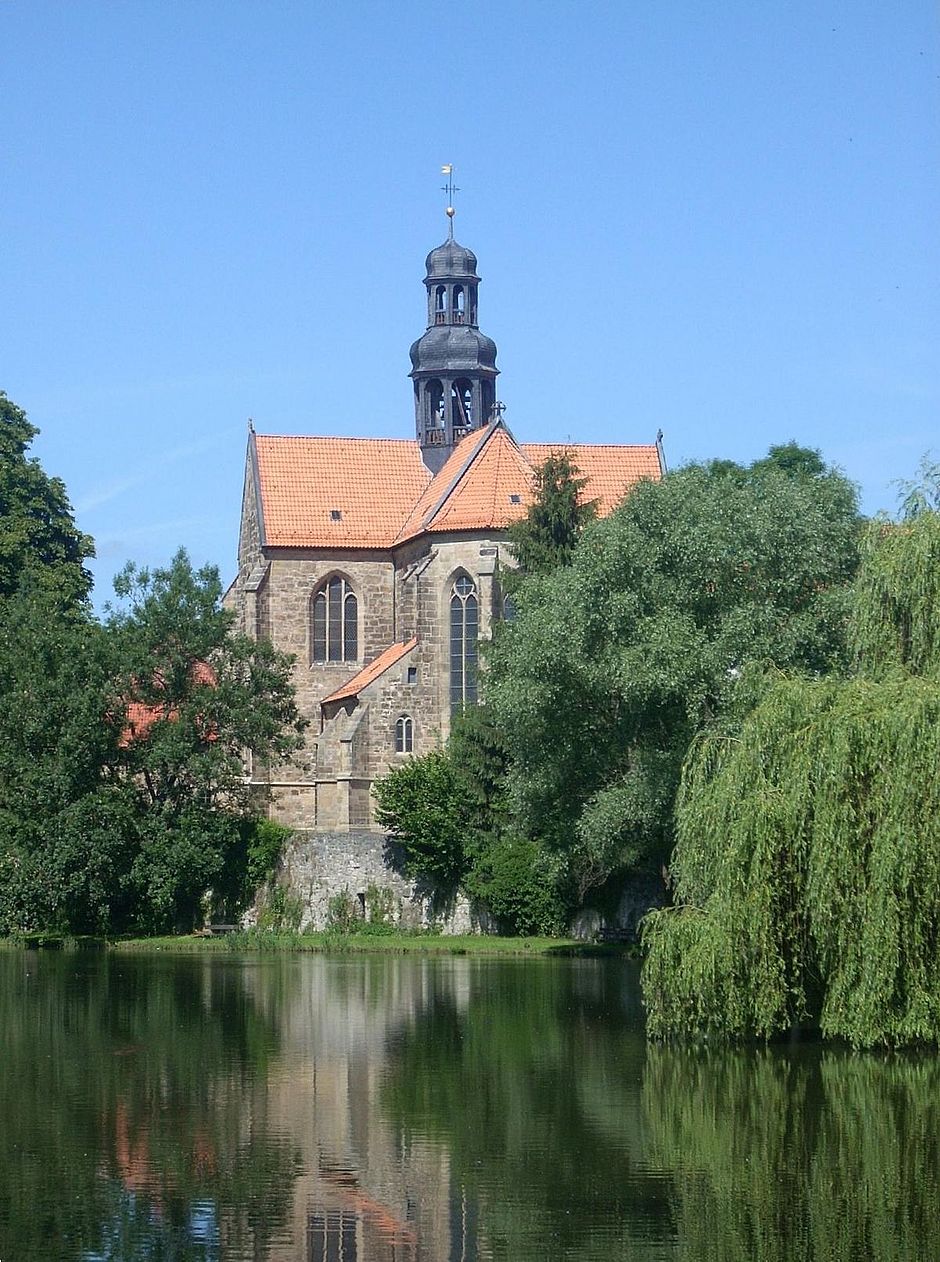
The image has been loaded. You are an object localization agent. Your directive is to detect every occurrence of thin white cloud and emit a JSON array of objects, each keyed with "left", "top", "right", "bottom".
[
  {"left": 94, "top": 513, "right": 220, "bottom": 553},
  {"left": 74, "top": 427, "right": 236, "bottom": 514}
]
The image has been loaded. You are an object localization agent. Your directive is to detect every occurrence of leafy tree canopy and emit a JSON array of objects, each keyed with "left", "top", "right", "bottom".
[
  {"left": 106, "top": 550, "right": 307, "bottom": 931},
  {"left": 374, "top": 749, "right": 468, "bottom": 889},
  {"left": 373, "top": 707, "right": 564, "bottom": 934},
  {"left": 0, "top": 391, "right": 93, "bottom": 607},
  {"left": 487, "top": 445, "right": 861, "bottom": 899},
  {"left": 0, "top": 590, "right": 132, "bottom": 934},
  {"left": 0, "top": 545, "right": 306, "bottom": 936}
]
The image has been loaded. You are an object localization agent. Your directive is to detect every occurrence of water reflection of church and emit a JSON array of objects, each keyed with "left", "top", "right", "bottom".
[{"left": 255, "top": 956, "right": 482, "bottom": 1262}]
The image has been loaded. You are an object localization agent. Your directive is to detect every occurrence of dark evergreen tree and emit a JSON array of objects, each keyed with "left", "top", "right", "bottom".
[{"left": 506, "top": 450, "right": 597, "bottom": 579}]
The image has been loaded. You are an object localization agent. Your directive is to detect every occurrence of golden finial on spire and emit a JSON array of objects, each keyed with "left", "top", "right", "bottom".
[{"left": 441, "top": 164, "right": 458, "bottom": 238}]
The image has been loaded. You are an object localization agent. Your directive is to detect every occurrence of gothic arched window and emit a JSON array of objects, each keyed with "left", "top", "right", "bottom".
[
  {"left": 449, "top": 573, "right": 478, "bottom": 711},
  {"left": 394, "top": 715, "right": 414, "bottom": 754},
  {"left": 311, "top": 576, "right": 358, "bottom": 663}
]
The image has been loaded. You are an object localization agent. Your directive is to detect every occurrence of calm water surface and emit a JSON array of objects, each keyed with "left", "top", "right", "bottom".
[{"left": 0, "top": 950, "right": 937, "bottom": 1261}]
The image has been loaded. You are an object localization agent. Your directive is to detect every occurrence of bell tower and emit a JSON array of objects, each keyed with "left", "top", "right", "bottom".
[{"left": 409, "top": 170, "right": 499, "bottom": 472}]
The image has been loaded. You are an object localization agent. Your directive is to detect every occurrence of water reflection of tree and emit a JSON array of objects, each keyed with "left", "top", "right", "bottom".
[
  {"left": 381, "top": 959, "right": 671, "bottom": 1259},
  {"left": 0, "top": 953, "right": 301, "bottom": 1262},
  {"left": 642, "top": 1046, "right": 940, "bottom": 1261}
]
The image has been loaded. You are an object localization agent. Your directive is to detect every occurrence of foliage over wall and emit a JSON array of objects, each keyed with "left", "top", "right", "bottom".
[{"left": 642, "top": 510, "right": 940, "bottom": 1047}]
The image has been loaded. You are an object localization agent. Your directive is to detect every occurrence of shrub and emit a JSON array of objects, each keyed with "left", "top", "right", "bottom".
[{"left": 464, "top": 836, "right": 564, "bottom": 936}]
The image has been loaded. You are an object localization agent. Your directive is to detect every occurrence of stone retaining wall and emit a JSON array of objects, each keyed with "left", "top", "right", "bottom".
[{"left": 256, "top": 830, "right": 482, "bottom": 935}]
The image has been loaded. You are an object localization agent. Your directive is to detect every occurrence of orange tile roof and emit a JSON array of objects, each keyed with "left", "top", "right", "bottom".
[
  {"left": 521, "top": 444, "right": 662, "bottom": 516},
  {"left": 255, "top": 436, "right": 430, "bottom": 548},
  {"left": 427, "top": 427, "right": 536, "bottom": 533},
  {"left": 253, "top": 426, "right": 661, "bottom": 550},
  {"left": 394, "top": 425, "right": 493, "bottom": 543},
  {"left": 120, "top": 662, "right": 217, "bottom": 746},
  {"left": 321, "top": 637, "right": 418, "bottom": 705}
]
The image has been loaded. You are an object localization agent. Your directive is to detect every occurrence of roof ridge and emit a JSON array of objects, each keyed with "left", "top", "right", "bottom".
[
  {"left": 256, "top": 433, "right": 422, "bottom": 446},
  {"left": 421, "top": 418, "right": 504, "bottom": 531}
]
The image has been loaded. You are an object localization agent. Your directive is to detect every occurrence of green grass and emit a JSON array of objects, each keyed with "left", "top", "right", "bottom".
[{"left": 103, "top": 929, "right": 632, "bottom": 957}]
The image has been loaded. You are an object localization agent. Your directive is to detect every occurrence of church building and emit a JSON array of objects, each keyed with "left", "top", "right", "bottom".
[{"left": 228, "top": 213, "right": 663, "bottom": 840}]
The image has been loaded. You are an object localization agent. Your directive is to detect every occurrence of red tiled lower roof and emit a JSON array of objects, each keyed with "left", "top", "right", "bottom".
[
  {"left": 120, "top": 662, "right": 217, "bottom": 746},
  {"left": 321, "top": 637, "right": 418, "bottom": 705}
]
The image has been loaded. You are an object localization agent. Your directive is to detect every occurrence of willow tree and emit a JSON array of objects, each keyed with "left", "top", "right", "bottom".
[{"left": 642, "top": 510, "right": 940, "bottom": 1048}]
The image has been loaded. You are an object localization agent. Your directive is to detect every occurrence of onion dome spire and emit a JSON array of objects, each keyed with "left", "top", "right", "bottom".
[{"left": 409, "top": 167, "right": 499, "bottom": 472}]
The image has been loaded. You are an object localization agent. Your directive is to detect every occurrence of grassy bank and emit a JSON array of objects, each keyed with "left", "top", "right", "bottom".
[
  {"left": 2, "top": 929, "right": 633, "bottom": 957},
  {"left": 108, "top": 929, "right": 631, "bottom": 957}
]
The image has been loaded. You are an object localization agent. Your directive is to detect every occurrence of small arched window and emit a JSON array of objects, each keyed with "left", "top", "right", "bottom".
[
  {"left": 435, "top": 285, "right": 448, "bottom": 324},
  {"left": 311, "top": 576, "right": 358, "bottom": 663},
  {"left": 395, "top": 715, "right": 414, "bottom": 754},
  {"left": 450, "top": 573, "right": 478, "bottom": 711},
  {"left": 453, "top": 284, "right": 465, "bottom": 323}
]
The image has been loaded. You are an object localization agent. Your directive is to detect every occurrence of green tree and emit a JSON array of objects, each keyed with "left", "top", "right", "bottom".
[
  {"left": 641, "top": 510, "right": 940, "bottom": 1048},
  {"left": 0, "top": 592, "right": 132, "bottom": 935},
  {"left": 108, "top": 549, "right": 307, "bottom": 931},
  {"left": 0, "top": 391, "right": 93, "bottom": 607},
  {"left": 506, "top": 449, "right": 596, "bottom": 580},
  {"left": 373, "top": 750, "right": 468, "bottom": 890},
  {"left": 373, "top": 709, "right": 565, "bottom": 933},
  {"left": 488, "top": 447, "right": 861, "bottom": 901}
]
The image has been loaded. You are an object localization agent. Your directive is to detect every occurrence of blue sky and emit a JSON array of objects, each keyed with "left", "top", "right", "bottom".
[{"left": 2, "top": 1, "right": 937, "bottom": 606}]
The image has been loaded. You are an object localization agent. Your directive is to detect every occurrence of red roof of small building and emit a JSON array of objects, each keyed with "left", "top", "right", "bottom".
[
  {"left": 120, "top": 662, "right": 217, "bottom": 746},
  {"left": 252, "top": 423, "right": 661, "bottom": 550}
]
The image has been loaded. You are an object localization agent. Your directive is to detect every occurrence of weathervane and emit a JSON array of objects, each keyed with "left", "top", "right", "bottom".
[{"left": 441, "top": 163, "right": 459, "bottom": 238}]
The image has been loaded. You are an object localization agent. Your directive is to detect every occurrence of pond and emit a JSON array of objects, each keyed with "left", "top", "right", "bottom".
[{"left": 0, "top": 950, "right": 936, "bottom": 1261}]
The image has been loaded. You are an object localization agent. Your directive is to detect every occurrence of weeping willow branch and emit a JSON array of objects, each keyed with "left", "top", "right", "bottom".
[{"left": 642, "top": 513, "right": 940, "bottom": 1048}]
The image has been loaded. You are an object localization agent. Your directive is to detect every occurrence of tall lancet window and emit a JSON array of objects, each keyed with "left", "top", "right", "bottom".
[
  {"left": 449, "top": 573, "right": 478, "bottom": 711},
  {"left": 311, "top": 576, "right": 358, "bottom": 663}
]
